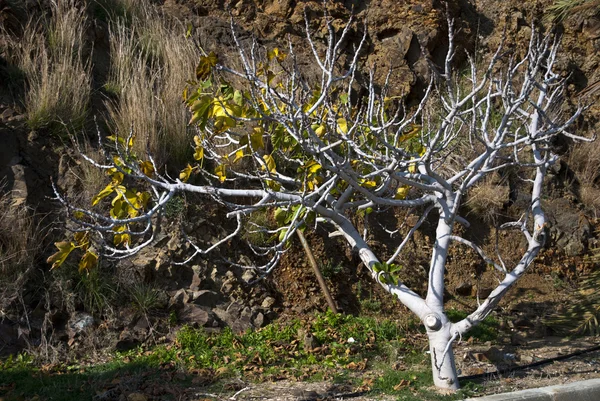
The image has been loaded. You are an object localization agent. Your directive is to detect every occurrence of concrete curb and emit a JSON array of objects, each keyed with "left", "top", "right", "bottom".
[{"left": 463, "top": 378, "right": 600, "bottom": 400}]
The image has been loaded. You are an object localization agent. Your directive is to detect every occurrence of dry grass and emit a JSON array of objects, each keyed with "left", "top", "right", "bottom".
[
  {"left": 465, "top": 175, "right": 510, "bottom": 223},
  {"left": 104, "top": 3, "right": 198, "bottom": 167},
  {"left": 568, "top": 136, "right": 600, "bottom": 212},
  {"left": 10, "top": 0, "right": 92, "bottom": 132},
  {"left": 0, "top": 189, "right": 46, "bottom": 315}
]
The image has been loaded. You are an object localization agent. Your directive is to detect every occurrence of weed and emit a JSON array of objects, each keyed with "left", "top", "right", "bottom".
[
  {"left": 129, "top": 282, "right": 163, "bottom": 315},
  {"left": 446, "top": 309, "right": 499, "bottom": 342},
  {"left": 164, "top": 195, "right": 186, "bottom": 219},
  {"left": 320, "top": 260, "right": 344, "bottom": 278},
  {"left": 75, "top": 267, "right": 117, "bottom": 318},
  {"left": 242, "top": 209, "right": 274, "bottom": 246}
]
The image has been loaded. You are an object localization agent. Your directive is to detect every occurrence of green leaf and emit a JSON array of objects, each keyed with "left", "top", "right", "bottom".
[
  {"left": 233, "top": 90, "right": 243, "bottom": 106},
  {"left": 274, "top": 208, "right": 287, "bottom": 226}
]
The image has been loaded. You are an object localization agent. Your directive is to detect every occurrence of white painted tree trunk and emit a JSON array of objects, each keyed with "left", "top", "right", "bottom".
[{"left": 427, "top": 322, "right": 459, "bottom": 391}]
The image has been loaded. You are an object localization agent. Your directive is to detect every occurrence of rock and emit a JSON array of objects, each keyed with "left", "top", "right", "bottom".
[
  {"left": 10, "top": 163, "right": 28, "bottom": 206},
  {"left": 226, "top": 301, "right": 244, "bottom": 318},
  {"left": 472, "top": 287, "right": 494, "bottom": 299},
  {"left": 261, "top": 296, "right": 276, "bottom": 309},
  {"left": 520, "top": 355, "right": 534, "bottom": 364},
  {"left": 189, "top": 272, "right": 201, "bottom": 291},
  {"left": 303, "top": 332, "right": 318, "bottom": 351},
  {"left": 191, "top": 290, "right": 221, "bottom": 308},
  {"left": 455, "top": 282, "right": 473, "bottom": 297},
  {"left": 68, "top": 312, "right": 94, "bottom": 335},
  {"left": 178, "top": 304, "right": 210, "bottom": 327},
  {"left": 115, "top": 330, "right": 142, "bottom": 352},
  {"left": 514, "top": 317, "right": 534, "bottom": 329},
  {"left": 213, "top": 307, "right": 253, "bottom": 333},
  {"left": 253, "top": 312, "right": 265, "bottom": 328},
  {"left": 483, "top": 347, "right": 507, "bottom": 364},
  {"left": 510, "top": 332, "right": 528, "bottom": 346},
  {"left": 132, "top": 315, "right": 150, "bottom": 332},
  {"left": 241, "top": 269, "right": 256, "bottom": 283},
  {"left": 127, "top": 393, "right": 148, "bottom": 401}
]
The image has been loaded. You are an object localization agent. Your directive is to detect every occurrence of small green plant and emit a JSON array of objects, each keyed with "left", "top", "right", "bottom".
[
  {"left": 320, "top": 260, "right": 344, "bottom": 278},
  {"left": 242, "top": 209, "right": 273, "bottom": 246},
  {"left": 129, "top": 283, "right": 162, "bottom": 315},
  {"left": 164, "top": 195, "right": 186, "bottom": 219},
  {"left": 75, "top": 268, "right": 116, "bottom": 317}
]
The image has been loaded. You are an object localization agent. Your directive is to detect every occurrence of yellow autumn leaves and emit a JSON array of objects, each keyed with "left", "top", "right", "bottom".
[{"left": 47, "top": 231, "right": 97, "bottom": 273}]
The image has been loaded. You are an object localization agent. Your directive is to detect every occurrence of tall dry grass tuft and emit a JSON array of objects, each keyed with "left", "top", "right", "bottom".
[
  {"left": 569, "top": 138, "right": 600, "bottom": 213},
  {"left": 464, "top": 175, "right": 510, "bottom": 224},
  {"left": 11, "top": 0, "right": 91, "bottom": 132},
  {"left": 0, "top": 189, "right": 46, "bottom": 315},
  {"left": 104, "top": 3, "right": 198, "bottom": 168}
]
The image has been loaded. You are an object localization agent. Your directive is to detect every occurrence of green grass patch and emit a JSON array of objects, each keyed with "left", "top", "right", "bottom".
[
  {"left": 446, "top": 309, "right": 499, "bottom": 342},
  {"left": 0, "top": 312, "right": 484, "bottom": 400}
]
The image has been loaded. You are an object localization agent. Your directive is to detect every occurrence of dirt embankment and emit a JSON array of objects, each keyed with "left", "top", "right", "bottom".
[{"left": 0, "top": 0, "right": 599, "bottom": 375}]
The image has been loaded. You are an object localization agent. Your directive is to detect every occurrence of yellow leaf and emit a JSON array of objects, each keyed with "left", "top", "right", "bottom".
[
  {"left": 267, "top": 47, "right": 286, "bottom": 62},
  {"left": 180, "top": 164, "right": 193, "bottom": 182},
  {"left": 139, "top": 161, "right": 154, "bottom": 177},
  {"left": 194, "top": 146, "right": 204, "bottom": 161},
  {"left": 266, "top": 179, "right": 281, "bottom": 191},
  {"left": 337, "top": 118, "right": 348, "bottom": 134},
  {"left": 397, "top": 124, "right": 421, "bottom": 144},
  {"left": 73, "top": 231, "right": 90, "bottom": 251},
  {"left": 110, "top": 198, "right": 129, "bottom": 219},
  {"left": 196, "top": 51, "right": 218, "bottom": 80},
  {"left": 262, "top": 154, "right": 276, "bottom": 173},
  {"left": 362, "top": 180, "right": 377, "bottom": 189},
  {"left": 107, "top": 169, "right": 124, "bottom": 186},
  {"left": 113, "top": 226, "right": 130, "bottom": 247},
  {"left": 137, "top": 191, "right": 151, "bottom": 210},
  {"left": 92, "top": 184, "right": 115, "bottom": 206},
  {"left": 212, "top": 100, "right": 237, "bottom": 132},
  {"left": 395, "top": 186, "right": 409, "bottom": 200},
  {"left": 193, "top": 135, "right": 204, "bottom": 161},
  {"left": 408, "top": 163, "right": 417, "bottom": 174},
  {"left": 233, "top": 148, "right": 245, "bottom": 163},
  {"left": 110, "top": 185, "right": 128, "bottom": 206},
  {"left": 315, "top": 124, "right": 326, "bottom": 137},
  {"left": 305, "top": 160, "right": 321, "bottom": 175},
  {"left": 215, "top": 164, "right": 227, "bottom": 182},
  {"left": 250, "top": 127, "right": 264, "bottom": 150},
  {"left": 47, "top": 241, "right": 76, "bottom": 269},
  {"left": 79, "top": 251, "right": 98, "bottom": 273}
]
